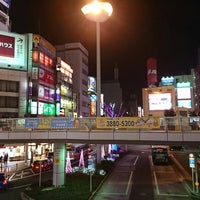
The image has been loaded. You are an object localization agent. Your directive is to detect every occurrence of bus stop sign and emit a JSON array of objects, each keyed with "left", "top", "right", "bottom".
[{"left": 189, "top": 153, "right": 195, "bottom": 168}]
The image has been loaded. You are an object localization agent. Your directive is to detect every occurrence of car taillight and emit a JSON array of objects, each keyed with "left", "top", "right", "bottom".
[{"left": 3, "top": 179, "right": 7, "bottom": 185}]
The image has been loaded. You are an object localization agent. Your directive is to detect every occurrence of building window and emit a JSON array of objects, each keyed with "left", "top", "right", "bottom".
[
  {"left": 0, "top": 96, "right": 6, "bottom": 107},
  {"left": 82, "top": 79, "right": 88, "bottom": 87},
  {"left": 82, "top": 68, "right": 88, "bottom": 76},
  {"left": 0, "top": 80, "right": 19, "bottom": 92},
  {"left": 0, "top": 80, "right": 6, "bottom": 91},
  {"left": 7, "top": 97, "right": 19, "bottom": 108},
  {"left": 7, "top": 81, "right": 19, "bottom": 92},
  {"left": 0, "top": 97, "right": 18, "bottom": 108}
]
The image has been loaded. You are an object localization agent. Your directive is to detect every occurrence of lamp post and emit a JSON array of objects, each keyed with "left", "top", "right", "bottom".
[{"left": 81, "top": 0, "right": 113, "bottom": 116}]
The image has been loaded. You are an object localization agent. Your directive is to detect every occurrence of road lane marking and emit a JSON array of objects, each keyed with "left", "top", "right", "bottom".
[
  {"left": 153, "top": 171, "right": 160, "bottom": 195},
  {"left": 133, "top": 155, "right": 139, "bottom": 166},
  {"left": 126, "top": 171, "right": 133, "bottom": 195},
  {"left": 159, "top": 193, "right": 189, "bottom": 197}
]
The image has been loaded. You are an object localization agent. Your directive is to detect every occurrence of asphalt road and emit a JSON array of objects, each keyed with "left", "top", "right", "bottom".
[
  {"left": 92, "top": 145, "right": 197, "bottom": 200},
  {"left": 1, "top": 145, "right": 199, "bottom": 200}
]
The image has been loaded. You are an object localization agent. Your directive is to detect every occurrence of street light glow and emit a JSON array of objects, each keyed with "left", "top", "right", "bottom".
[
  {"left": 81, "top": 0, "right": 112, "bottom": 116},
  {"left": 81, "top": 1, "right": 113, "bottom": 22}
]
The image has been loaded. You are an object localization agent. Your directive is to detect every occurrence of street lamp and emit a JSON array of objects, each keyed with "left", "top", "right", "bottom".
[{"left": 81, "top": 0, "right": 113, "bottom": 116}]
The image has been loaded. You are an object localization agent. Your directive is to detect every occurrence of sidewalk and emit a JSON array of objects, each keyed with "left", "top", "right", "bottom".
[{"left": 0, "top": 160, "right": 30, "bottom": 175}]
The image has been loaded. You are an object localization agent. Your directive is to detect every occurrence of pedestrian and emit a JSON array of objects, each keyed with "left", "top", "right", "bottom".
[
  {"left": 0, "top": 155, "right": 2, "bottom": 163},
  {"left": 3, "top": 153, "right": 8, "bottom": 165}
]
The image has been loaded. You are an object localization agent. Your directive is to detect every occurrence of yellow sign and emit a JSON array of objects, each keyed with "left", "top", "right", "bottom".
[
  {"left": 37, "top": 117, "right": 52, "bottom": 129},
  {"left": 55, "top": 158, "right": 60, "bottom": 164},
  {"left": 96, "top": 117, "right": 160, "bottom": 129},
  {"left": 195, "top": 182, "right": 199, "bottom": 187}
]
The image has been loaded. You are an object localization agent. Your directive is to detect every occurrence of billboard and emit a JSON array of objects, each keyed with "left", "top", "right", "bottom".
[
  {"left": 30, "top": 101, "right": 55, "bottom": 116},
  {"left": 88, "top": 76, "right": 96, "bottom": 93},
  {"left": 38, "top": 85, "right": 55, "bottom": 102},
  {"left": 32, "top": 34, "right": 56, "bottom": 57},
  {"left": 161, "top": 76, "right": 174, "bottom": 86},
  {"left": 177, "top": 100, "right": 192, "bottom": 108},
  {"left": 39, "top": 68, "right": 55, "bottom": 85},
  {"left": 148, "top": 93, "right": 172, "bottom": 111},
  {"left": 177, "top": 87, "right": 191, "bottom": 99},
  {"left": 0, "top": 31, "right": 27, "bottom": 70}
]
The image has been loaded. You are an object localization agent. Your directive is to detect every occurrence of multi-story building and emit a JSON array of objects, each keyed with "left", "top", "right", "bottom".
[
  {"left": 26, "top": 34, "right": 57, "bottom": 117},
  {"left": 0, "top": 0, "right": 10, "bottom": 32},
  {"left": 0, "top": 31, "right": 27, "bottom": 118},
  {"left": 142, "top": 73, "right": 195, "bottom": 117},
  {"left": 56, "top": 58, "right": 75, "bottom": 117},
  {"left": 55, "top": 43, "right": 90, "bottom": 117}
]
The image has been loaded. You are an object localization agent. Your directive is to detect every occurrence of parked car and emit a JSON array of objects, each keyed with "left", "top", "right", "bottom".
[
  {"left": 0, "top": 173, "right": 8, "bottom": 190},
  {"left": 31, "top": 159, "right": 53, "bottom": 173}
]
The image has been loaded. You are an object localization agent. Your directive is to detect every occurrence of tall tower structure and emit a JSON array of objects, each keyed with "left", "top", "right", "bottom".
[{"left": 147, "top": 57, "right": 158, "bottom": 87}]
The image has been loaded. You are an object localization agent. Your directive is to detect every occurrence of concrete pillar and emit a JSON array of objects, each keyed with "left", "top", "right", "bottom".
[
  {"left": 96, "top": 144, "right": 102, "bottom": 164},
  {"left": 24, "top": 143, "right": 28, "bottom": 163},
  {"left": 125, "top": 144, "right": 128, "bottom": 152},
  {"left": 53, "top": 143, "right": 66, "bottom": 187}
]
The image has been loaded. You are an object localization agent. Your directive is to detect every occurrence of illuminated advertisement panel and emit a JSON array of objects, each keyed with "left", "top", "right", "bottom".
[
  {"left": 88, "top": 76, "right": 96, "bottom": 92},
  {"left": 33, "top": 34, "right": 56, "bottom": 57},
  {"left": 30, "top": 101, "right": 55, "bottom": 116},
  {"left": 148, "top": 93, "right": 172, "bottom": 110},
  {"left": 161, "top": 76, "right": 174, "bottom": 86},
  {"left": 38, "top": 85, "right": 55, "bottom": 102},
  {"left": 61, "top": 99, "right": 72, "bottom": 109},
  {"left": 90, "top": 101, "right": 96, "bottom": 116},
  {"left": 38, "top": 102, "right": 55, "bottom": 116},
  {"left": 0, "top": 31, "right": 26, "bottom": 70},
  {"left": 177, "top": 87, "right": 191, "bottom": 99},
  {"left": 61, "top": 85, "right": 72, "bottom": 97},
  {"left": 39, "top": 68, "right": 54, "bottom": 85},
  {"left": 177, "top": 100, "right": 192, "bottom": 108}
]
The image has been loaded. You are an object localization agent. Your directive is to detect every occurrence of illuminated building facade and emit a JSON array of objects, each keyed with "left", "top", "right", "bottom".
[
  {"left": 0, "top": 0, "right": 10, "bottom": 31},
  {"left": 142, "top": 74, "right": 195, "bottom": 117},
  {"left": 56, "top": 58, "right": 76, "bottom": 117},
  {"left": 88, "top": 76, "right": 96, "bottom": 116},
  {"left": 0, "top": 31, "right": 27, "bottom": 118},
  {"left": 56, "top": 43, "right": 90, "bottom": 117},
  {"left": 26, "top": 34, "right": 57, "bottom": 116}
]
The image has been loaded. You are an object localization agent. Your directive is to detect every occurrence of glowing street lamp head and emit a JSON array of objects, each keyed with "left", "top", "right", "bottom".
[{"left": 81, "top": 1, "right": 113, "bottom": 23}]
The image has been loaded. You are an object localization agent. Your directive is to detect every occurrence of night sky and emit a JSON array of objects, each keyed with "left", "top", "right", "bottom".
[{"left": 9, "top": 0, "right": 200, "bottom": 105}]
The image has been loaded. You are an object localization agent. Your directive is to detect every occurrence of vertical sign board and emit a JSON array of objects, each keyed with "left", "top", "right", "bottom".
[{"left": 189, "top": 153, "right": 195, "bottom": 168}]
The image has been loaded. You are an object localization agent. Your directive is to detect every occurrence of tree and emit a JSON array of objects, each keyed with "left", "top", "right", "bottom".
[{"left": 164, "top": 108, "right": 176, "bottom": 117}]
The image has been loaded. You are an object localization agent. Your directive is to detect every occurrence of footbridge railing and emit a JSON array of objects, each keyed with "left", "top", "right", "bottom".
[{"left": 0, "top": 116, "right": 200, "bottom": 144}]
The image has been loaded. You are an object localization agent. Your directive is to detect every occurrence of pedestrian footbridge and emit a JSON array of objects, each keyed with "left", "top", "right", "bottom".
[{"left": 0, "top": 116, "right": 200, "bottom": 145}]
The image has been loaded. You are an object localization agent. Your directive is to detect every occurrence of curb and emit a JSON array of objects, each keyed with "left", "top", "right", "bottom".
[
  {"left": 20, "top": 192, "right": 35, "bottom": 200},
  {"left": 88, "top": 152, "right": 127, "bottom": 200},
  {"left": 171, "top": 154, "right": 200, "bottom": 198}
]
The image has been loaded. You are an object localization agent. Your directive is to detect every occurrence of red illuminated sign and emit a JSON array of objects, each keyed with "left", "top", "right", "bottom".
[
  {"left": 147, "top": 58, "right": 157, "bottom": 87},
  {"left": 39, "top": 68, "right": 54, "bottom": 85},
  {"left": 0, "top": 34, "right": 15, "bottom": 58}
]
